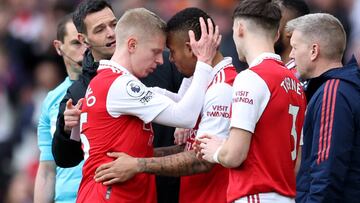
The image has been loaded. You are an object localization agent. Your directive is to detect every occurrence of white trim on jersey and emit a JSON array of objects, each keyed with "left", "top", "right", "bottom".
[
  {"left": 249, "top": 53, "right": 281, "bottom": 68},
  {"left": 230, "top": 70, "right": 271, "bottom": 133},
  {"left": 209, "top": 57, "right": 232, "bottom": 83},
  {"left": 285, "top": 59, "right": 296, "bottom": 70},
  {"left": 234, "top": 192, "right": 295, "bottom": 203},
  {"left": 98, "top": 59, "right": 130, "bottom": 73}
]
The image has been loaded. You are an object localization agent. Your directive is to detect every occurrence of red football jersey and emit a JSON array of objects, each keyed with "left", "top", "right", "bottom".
[
  {"left": 76, "top": 61, "right": 158, "bottom": 203},
  {"left": 228, "top": 54, "right": 306, "bottom": 202},
  {"left": 180, "top": 59, "right": 237, "bottom": 203}
]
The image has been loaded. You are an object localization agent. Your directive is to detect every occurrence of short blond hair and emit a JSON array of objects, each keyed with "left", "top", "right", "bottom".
[
  {"left": 115, "top": 8, "right": 166, "bottom": 44},
  {"left": 286, "top": 13, "right": 346, "bottom": 60}
]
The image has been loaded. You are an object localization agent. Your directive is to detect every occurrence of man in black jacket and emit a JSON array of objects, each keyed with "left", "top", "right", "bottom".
[{"left": 52, "top": 0, "right": 183, "bottom": 202}]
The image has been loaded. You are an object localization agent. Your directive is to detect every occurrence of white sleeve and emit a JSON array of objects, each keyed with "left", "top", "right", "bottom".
[
  {"left": 196, "top": 82, "right": 233, "bottom": 140},
  {"left": 149, "top": 77, "right": 192, "bottom": 102},
  {"left": 177, "top": 77, "right": 192, "bottom": 98},
  {"left": 152, "top": 61, "right": 212, "bottom": 128},
  {"left": 106, "top": 74, "right": 173, "bottom": 124},
  {"left": 230, "top": 70, "right": 270, "bottom": 133}
]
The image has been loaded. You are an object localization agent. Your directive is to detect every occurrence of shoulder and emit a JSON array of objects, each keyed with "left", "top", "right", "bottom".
[{"left": 43, "top": 79, "right": 72, "bottom": 108}]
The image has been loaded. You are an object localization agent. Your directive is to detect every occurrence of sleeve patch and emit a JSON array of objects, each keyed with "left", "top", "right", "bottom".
[{"left": 126, "top": 80, "right": 146, "bottom": 98}]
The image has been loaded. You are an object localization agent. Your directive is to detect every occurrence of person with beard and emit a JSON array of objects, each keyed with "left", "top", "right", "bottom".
[{"left": 34, "top": 14, "right": 86, "bottom": 203}]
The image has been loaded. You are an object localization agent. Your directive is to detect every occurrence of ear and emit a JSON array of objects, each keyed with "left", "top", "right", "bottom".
[
  {"left": 310, "top": 43, "right": 320, "bottom": 61},
  {"left": 235, "top": 20, "right": 245, "bottom": 38},
  {"left": 184, "top": 41, "right": 195, "bottom": 57},
  {"left": 127, "top": 37, "right": 137, "bottom": 53},
  {"left": 285, "top": 30, "right": 292, "bottom": 40},
  {"left": 274, "top": 29, "right": 280, "bottom": 42},
  {"left": 53, "top": 40, "right": 62, "bottom": 56},
  {"left": 78, "top": 33, "right": 89, "bottom": 48}
]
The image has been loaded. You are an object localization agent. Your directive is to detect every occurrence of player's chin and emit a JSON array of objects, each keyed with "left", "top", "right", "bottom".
[
  {"left": 147, "top": 67, "right": 156, "bottom": 75},
  {"left": 140, "top": 71, "right": 151, "bottom": 78}
]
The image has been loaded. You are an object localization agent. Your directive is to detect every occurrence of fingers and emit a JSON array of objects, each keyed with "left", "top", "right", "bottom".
[
  {"left": 216, "top": 34, "right": 222, "bottom": 48},
  {"left": 197, "top": 135, "right": 212, "bottom": 144},
  {"left": 103, "top": 178, "right": 122, "bottom": 185},
  {"left": 66, "top": 99, "right": 73, "bottom": 109},
  {"left": 199, "top": 17, "right": 207, "bottom": 39},
  {"left": 174, "top": 128, "right": 190, "bottom": 145},
  {"left": 95, "top": 172, "right": 123, "bottom": 184},
  {"left": 94, "top": 167, "right": 112, "bottom": 182},
  {"left": 214, "top": 25, "right": 222, "bottom": 47},
  {"left": 95, "top": 162, "right": 112, "bottom": 174},
  {"left": 197, "top": 134, "right": 212, "bottom": 140},
  {"left": 207, "top": 18, "right": 214, "bottom": 38},
  {"left": 106, "top": 152, "right": 123, "bottom": 158},
  {"left": 75, "top": 98, "right": 84, "bottom": 110},
  {"left": 188, "top": 30, "right": 196, "bottom": 47}
]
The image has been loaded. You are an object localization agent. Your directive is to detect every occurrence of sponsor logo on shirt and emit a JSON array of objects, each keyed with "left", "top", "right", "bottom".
[
  {"left": 126, "top": 80, "right": 146, "bottom": 97},
  {"left": 206, "top": 105, "right": 231, "bottom": 118},
  {"left": 140, "top": 91, "right": 154, "bottom": 104},
  {"left": 233, "top": 91, "right": 254, "bottom": 105}
]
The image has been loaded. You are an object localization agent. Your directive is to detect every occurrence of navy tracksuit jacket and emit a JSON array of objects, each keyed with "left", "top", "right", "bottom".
[{"left": 296, "top": 56, "right": 360, "bottom": 203}]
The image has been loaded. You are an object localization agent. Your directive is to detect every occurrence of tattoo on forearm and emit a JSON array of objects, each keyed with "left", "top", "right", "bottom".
[
  {"left": 139, "top": 150, "right": 213, "bottom": 176},
  {"left": 153, "top": 145, "right": 185, "bottom": 157}
]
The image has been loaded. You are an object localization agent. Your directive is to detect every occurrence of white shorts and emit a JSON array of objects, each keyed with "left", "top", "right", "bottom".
[{"left": 233, "top": 192, "right": 295, "bottom": 203}]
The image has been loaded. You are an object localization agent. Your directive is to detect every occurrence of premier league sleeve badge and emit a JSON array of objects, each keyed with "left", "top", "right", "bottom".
[{"left": 126, "top": 80, "right": 146, "bottom": 98}]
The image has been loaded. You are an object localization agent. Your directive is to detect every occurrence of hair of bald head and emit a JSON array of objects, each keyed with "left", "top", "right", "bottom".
[
  {"left": 286, "top": 13, "right": 346, "bottom": 60},
  {"left": 233, "top": 0, "right": 281, "bottom": 38},
  {"left": 115, "top": 8, "right": 166, "bottom": 45}
]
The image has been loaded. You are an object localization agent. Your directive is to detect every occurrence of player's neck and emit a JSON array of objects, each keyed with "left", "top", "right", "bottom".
[
  {"left": 245, "top": 37, "right": 276, "bottom": 65},
  {"left": 67, "top": 69, "right": 80, "bottom": 81},
  {"left": 110, "top": 50, "right": 133, "bottom": 74},
  {"left": 312, "top": 59, "right": 343, "bottom": 78},
  {"left": 211, "top": 52, "right": 224, "bottom": 67}
]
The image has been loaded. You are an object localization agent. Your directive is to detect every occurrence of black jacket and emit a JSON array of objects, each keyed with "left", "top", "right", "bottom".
[{"left": 52, "top": 49, "right": 183, "bottom": 167}]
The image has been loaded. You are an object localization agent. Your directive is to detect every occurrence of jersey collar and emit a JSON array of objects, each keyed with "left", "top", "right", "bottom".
[
  {"left": 97, "top": 60, "right": 130, "bottom": 74},
  {"left": 249, "top": 52, "right": 282, "bottom": 68},
  {"left": 209, "top": 57, "right": 233, "bottom": 83}
]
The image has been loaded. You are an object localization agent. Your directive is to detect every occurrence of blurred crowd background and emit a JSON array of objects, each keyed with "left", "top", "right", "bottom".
[{"left": 0, "top": 0, "right": 359, "bottom": 202}]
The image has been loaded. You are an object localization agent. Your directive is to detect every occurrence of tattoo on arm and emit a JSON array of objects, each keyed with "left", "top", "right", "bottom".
[
  {"left": 153, "top": 145, "right": 185, "bottom": 157},
  {"left": 138, "top": 150, "right": 213, "bottom": 176}
]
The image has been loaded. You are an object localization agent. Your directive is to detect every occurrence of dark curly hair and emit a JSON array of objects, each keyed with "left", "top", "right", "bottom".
[{"left": 166, "top": 7, "right": 215, "bottom": 41}]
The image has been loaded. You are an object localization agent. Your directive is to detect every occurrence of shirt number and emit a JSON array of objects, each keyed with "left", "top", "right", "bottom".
[
  {"left": 80, "top": 112, "right": 90, "bottom": 161},
  {"left": 288, "top": 104, "right": 299, "bottom": 161}
]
